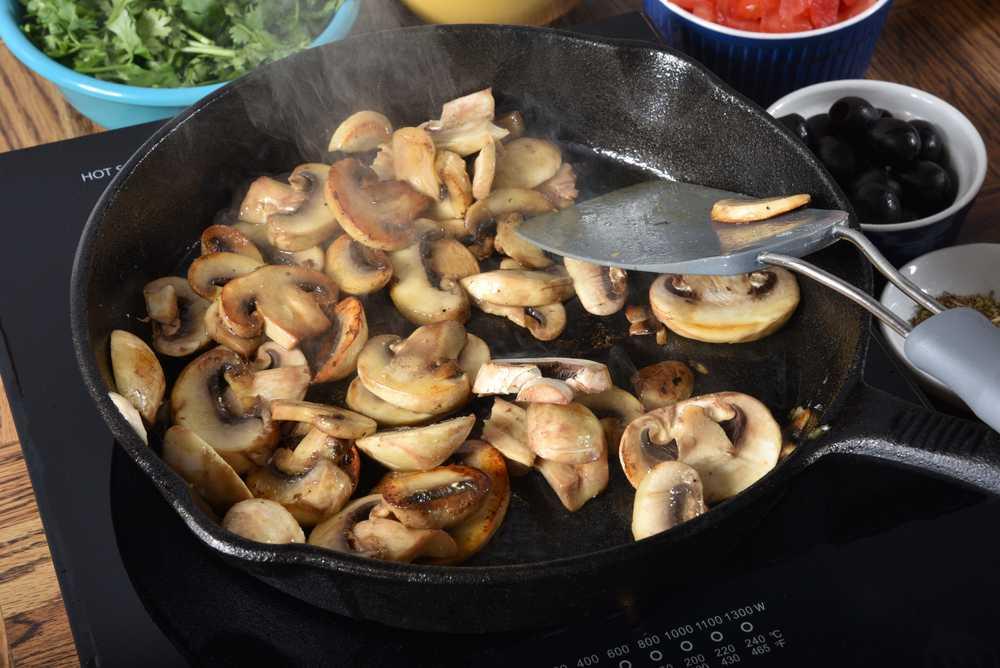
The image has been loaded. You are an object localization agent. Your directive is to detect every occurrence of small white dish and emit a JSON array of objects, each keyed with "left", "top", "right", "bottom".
[{"left": 879, "top": 243, "right": 1000, "bottom": 404}]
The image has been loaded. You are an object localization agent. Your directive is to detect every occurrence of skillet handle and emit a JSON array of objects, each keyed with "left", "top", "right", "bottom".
[{"left": 818, "top": 383, "right": 1000, "bottom": 495}]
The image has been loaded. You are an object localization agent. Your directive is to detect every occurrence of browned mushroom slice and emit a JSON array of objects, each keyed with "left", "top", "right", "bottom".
[
  {"left": 329, "top": 111, "right": 393, "bottom": 153},
  {"left": 108, "top": 392, "right": 148, "bottom": 444},
  {"left": 254, "top": 341, "right": 308, "bottom": 370},
  {"left": 710, "top": 194, "right": 811, "bottom": 224},
  {"left": 472, "top": 137, "right": 496, "bottom": 201},
  {"left": 461, "top": 267, "right": 574, "bottom": 307},
  {"left": 163, "top": 425, "right": 252, "bottom": 515},
  {"left": 222, "top": 363, "right": 310, "bottom": 414},
  {"left": 388, "top": 232, "right": 471, "bottom": 326},
  {"left": 371, "top": 143, "right": 395, "bottom": 180},
  {"left": 300, "top": 296, "right": 368, "bottom": 383},
  {"left": 356, "top": 322, "right": 471, "bottom": 414},
  {"left": 200, "top": 224, "right": 264, "bottom": 260},
  {"left": 496, "top": 357, "right": 612, "bottom": 394},
  {"left": 270, "top": 399, "right": 377, "bottom": 440},
  {"left": 239, "top": 176, "right": 307, "bottom": 224},
  {"left": 472, "top": 362, "right": 542, "bottom": 396},
  {"left": 187, "top": 252, "right": 265, "bottom": 299},
  {"left": 473, "top": 300, "right": 567, "bottom": 342},
  {"left": 350, "top": 518, "right": 458, "bottom": 563},
  {"left": 575, "top": 387, "right": 644, "bottom": 425},
  {"left": 393, "top": 127, "right": 441, "bottom": 200},
  {"left": 270, "top": 427, "right": 359, "bottom": 481},
  {"left": 324, "top": 234, "right": 393, "bottom": 295},
  {"left": 494, "top": 214, "right": 552, "bottom": 269},
  {"left": 632, "top": 461, "right": 706, "bottom": 540},
  {"left": 345, "top": 377, "right": 434, "bottom": 426},
  {"left": 493, "top": 138, "right": 562, "bottom": 190},
  {"left": 649, "top": 270, "right": 800, "bottom": 343},
  {"left": 222, "top": 499, "right": 305, "bottom": 544},
  {"left": 325, "top": 158, "right": 431, "bottom": 251},
  {"left": 309, "top": 494, "right": 383, "bottom": 554},
  {"left": 515, "top": 378, "right": 574, "bottom": 405},
  {"left": 172, "top": 347, "right": 279, "bottom": 465},
  {"left": 625, "top": 305, "right": 652, "bottom": 324},
  {"left": 247, "top": 457, "right": 354, "bottom": 527},
  {"left": 527, "top": 402, "right": 605, "bottom": 465},
  {"left": 143, "top": 277, "right": 211, "bottom": 357},
  {"left": 280, "top": 245, "right": 325, "bottom": 272},
  {"left": 464, "top": 188, "right": 555, "bottom": 241},
  {"left": 494, "top": 110, "right": 525, "bottom": 140},
  {"left": 619, "top": 392, "right": 782, "bottom": 502},
  {"left": 535, "top": 451, "right": 609, "bottom": 512},
  {"left": 267, "top": 164, "right": 340, "bottom": 251},
  {"left": 537, "top": 163, "right": 579, "bottom": 210},
  {"left": 423, "top": 88, "right": 509, "bottom": 156},
  {"left": 482, "top": 398, "right": 535, "bottom": 471},
  {"left": 204, "top": 295, "right": 266, "bottom": 357},
  {"left": 457, "top": 333, "right": 491, "bottom": 381},
  {"left": 220, "top": 265, "right": 338, "bottom": 349},
  {"left": 430, "top": 149, "right": 474, "bottom": 219},
  {"left": 563, "top": 258, "right": 627, "bottom": 316},
  {"left": 428, "top": 234, "right": 480, "bottom": 280},
  {"left": 110, "top": 329, "right": 165, "bottom": 424},
  {"left": 355, "top": 415, "right": 476, "bottom": 471},
  {"left": 632, "top": 361, "right": 695, "bottom": 411},
  {"left": 373, "top": 465, "right": 490, "bottom": 529}
]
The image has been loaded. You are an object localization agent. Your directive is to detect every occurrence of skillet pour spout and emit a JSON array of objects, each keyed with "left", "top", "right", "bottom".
[{"left": 70, "top": 25, "right": 1000, "bottom": 633}]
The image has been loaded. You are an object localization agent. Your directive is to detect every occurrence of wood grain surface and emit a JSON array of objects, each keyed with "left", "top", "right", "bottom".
[{"left": 0, "top": 1, "right": 996, "bottom": 665}]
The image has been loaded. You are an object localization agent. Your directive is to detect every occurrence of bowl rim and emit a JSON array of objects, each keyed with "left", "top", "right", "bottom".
[
  {"left": 655, "top": 0, "right": 890, "bottom": 40},
  {"left": 0, "top": 0, "right": 359, "bottom": 106},
  {"left": 768, "top": 79, "right": 988, "bottom": 233}
]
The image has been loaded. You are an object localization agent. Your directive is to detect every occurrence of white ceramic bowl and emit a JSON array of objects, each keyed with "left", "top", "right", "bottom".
[
  {"left": 769, "top": 80, "right": 988, "bottom": 265},
  {"left": 879, "top": 243, "right": 1000, "bottom": 404}
]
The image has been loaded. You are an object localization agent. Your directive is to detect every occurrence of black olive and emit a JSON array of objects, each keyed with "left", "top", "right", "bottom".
[
  {"left": 852, "top": 168, "right": 902, "bottom": 197},
  {"left": 850, "top": 181, "right": 903, "bottom": 224},
  {"left": 867, "top": 118, "right": 922, "bottom": 166},
  {"left": 776, "top": 113, "right": 810, "bottom": 144},
  {"left": 876, "top": 108, "right": 893, "bottom": 119},
  {"left": 805, "top": 113, "right": 832, "bottom": 147},
  {"left": 829, "top": 96, "right": 881, "bottom": 136},
  {"left": 898, "top": 161, "right": 956, "bottom": 215},
  {"left": 910, "top": 119, "right": 944, "bottom": 163},
  {"left": 816, "top": 136, "right": 857, "bottom": 184}
]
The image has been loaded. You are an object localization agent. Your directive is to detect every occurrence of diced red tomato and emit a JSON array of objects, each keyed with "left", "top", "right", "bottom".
[
  {"left": 809, "top": 0, "right": 839, "bottom": 27},
  {"left": 778, "top": 0, "right": 810, "bottom": 19},
  {"left": 673, "top": 0, "right": 698, "bottom": 9},
  {"left": 689, "top": 0, "right": 717, "bottom": 21},
  {"left": 724, "top": 0, "right": 767, "bottom": 20},
  {"left": 672, "top": 0, "right": 874, "bottom": 31}
]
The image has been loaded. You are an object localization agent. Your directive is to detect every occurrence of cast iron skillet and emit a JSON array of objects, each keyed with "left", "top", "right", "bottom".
[{"left": 71, "top": 25, "right": 1000, "bottom": 633}]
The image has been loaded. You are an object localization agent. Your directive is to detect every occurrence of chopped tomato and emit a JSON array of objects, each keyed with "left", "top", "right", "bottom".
[
  {"left": 671, "top": 0, "right": 875, "bottom": 32},
  {"left": 809, "top": 0, "right": 839, "bottom": 27},
  {"left": 725, "top": 0, "right": 767, "bottom": 20}
]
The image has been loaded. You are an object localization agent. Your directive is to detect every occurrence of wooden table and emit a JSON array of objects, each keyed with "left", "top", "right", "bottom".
[{"left": 0, "top": 1, "right": 996, "bottom": 664}]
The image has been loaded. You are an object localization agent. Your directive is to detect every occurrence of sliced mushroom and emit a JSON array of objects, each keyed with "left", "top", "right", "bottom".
[
  {"left": 464, "top": 188, "right": 555, "bottom": 241},
  {"left": 222, "top": 499, "right": 305, "bottom": 544},
  {"left": 223, "top": 364, "right": 311, "bottom": 414},
  {"left": 172, "top": 347, "right": 278, "bottom": 464},
  {"left": 537, "top": 163, "right": 579, "bottom": 210},
  {"left": 300, "top": 296, "right": 368, "bottom": 383},
  {"left": 324, "top": 234, "right": 393, "bottom": 295},
  {"left": 494, "top": 358, "right": 612, "bottom": 394},
  {"left": 493, "top": 138, "right": 562, "bottom": 190},
  {"left": 457, "top": 333, "right": 491, "bottom": 381},
  {"left": 329, "top": 110, "right": 394, "bottom": 153},
  {"left": 267, "top": 164, "right": 340, "bottom": 251},
  {"left": 204, "top": 295, "right": 266, "bottom": 357},
  {"left": 618, "top": 392, "right": 782, "bottom": 502},
  {"left": 474, "top": 300, "right": 568, "bottom": 341},
  {"left": 239, "top": 176, "right": 307, "bottom": 225},
  {"left": 372, "top": 465, "right": 490, "bottom": 529},
  {"left": 270, "top": 426, "right": 358, "bottom": 478},
  {"left": 200, "top": 224, "right": 264, "bottom": 260},
  {"left": 526, "top": 402, "right": 605, "bottom": 465},
  {"left": 466, "top": 234, "right": 495, "bottom": 261},
  {"left": 482, "top": 398, "right": 535, "bottom": 470},
  {"left": 649, "top": 270, "right": 800, "bottom": 343},
  {"left": 325, "top": 158, "right": 431, "bottom": 251},
  {"left": 309, "top": 494, "right": 383, "bottom": 554},
  {"left": 625, "top": 305, "right": 652, "bottom": 323},
  {"left": 710, "top": 194, "right": 811, "bottom": 224},
  {"left": 472, "top": 362, "right": 542, "bottom": 396},
  {"left": 350, "top": 518, "right": 458, "bottom": 563},
  {"left": 428, "top": 234, "right": 480, "bottom": 280},
  {"left": 515, "top": 377, "right": 574, "bottom": 405},
  {"left": 600, "top": 417, "right": 626, "bottom": 456},
  {"left": 345, "top": 377, "right": 434, "bottom": 426},
  {"left": 110, "top": 329, "right": 165, "bottom": 424},
  {"left": 247, "top": 458, "right": 354, "bottom": 527},
  {"left": 632, "top": 461, "right": 706, "bottom": 541},
  {"left": 494, "top": 214, "right": 552, "bottom": 269},
  {"left": 535, "top": 452, "right": 609, "bottom": 512},
  {"left": 575, "top": 387, "right": 644, "bottom": 425},
  {"left": 187, "top": 252, "right": 265, "bottom": 299},
  {"left": 143, "top": 277, "right": 211, "bottom": 357},
  {"left": 355, "top": 415, "right": 476, "bottom": 471},
  {"left": 269, "top": 399, "right": 376, "bottom": 440},
  {"left": 108, "top": 391, "right": 148, "bottom": 445},
  {"left": 163, "top": 425, "right": 252, "bottom": 515},
  {"left": 460, "top": 267, "right": 573, "bottom": 307},
  {"left": 632, "top": 361, "right": 695, "bottom": 411},
  {"left": 428, "top": 441, "right": 510, "bottom": 565},
  {"left": 499, "top": 258, "right": 524, "bottom": 270},
  {"left": 472, "top": 136, "right": 496, "bottom": 200},
  {"left": 563, "top": 258, "right": 627, "bottom": 316},
  {"left": 356, "top": 322, "right": 471, "bottom": 414},
  {"left": 388, "top": 232, "right": 471, "bottom": 326},
  {"left": 392, "top": 127, "right": 441, "bottom": 200},
  {"left": 495, "top": 110, "right": 525, "bottom": 140},
  {"left": 254, "top": 341, "right": 308, "bottom": 370},
  {"left": 371, "top": 143, "right": 395, "bottom": 180},
  {"left": 282, "top": 245, "right": 325, "bottom": 272},
  {"left": 430, "top": 149, "right": 474, "bottom": 219},
  {"left": 220, "top": 265, "right": 338, "bottom": 350},
  {"left": 423, "top": 88, "right": 509, "bottom": 156}
]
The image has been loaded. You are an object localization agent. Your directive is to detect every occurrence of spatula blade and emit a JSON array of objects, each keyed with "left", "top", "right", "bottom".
[{"left": 516, "top": 181, "right": 848, "bottom": 275}]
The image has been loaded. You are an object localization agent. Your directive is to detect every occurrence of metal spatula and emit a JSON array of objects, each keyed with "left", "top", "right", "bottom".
[{"left": 517, "top": 180, "right": 1000, "bottom": 432}]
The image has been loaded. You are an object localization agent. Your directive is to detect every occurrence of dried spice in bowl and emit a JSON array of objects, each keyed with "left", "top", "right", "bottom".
[{"left": 912, "top": 292, "right": 1000, "bottom": 327}]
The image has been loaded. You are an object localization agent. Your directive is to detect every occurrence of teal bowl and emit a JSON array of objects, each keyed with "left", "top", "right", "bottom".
[{"left": 0, "top": 0, "right": 360, "bottom": 128}]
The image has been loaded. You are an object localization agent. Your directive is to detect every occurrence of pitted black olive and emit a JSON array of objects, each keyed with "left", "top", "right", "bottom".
[
  {"left": 867, "top": 118, "right": 922, "bottom": 166},
  {"left": 909, "top": 120, "right": 944, "bottom": 163},
  {"left": 829, "top": 96, "right": 880, "bottom": 136}
]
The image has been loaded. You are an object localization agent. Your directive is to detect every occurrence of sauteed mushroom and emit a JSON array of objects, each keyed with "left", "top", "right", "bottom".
[
  {"left": 458, "top": 333, "right": 491, "bottom": 380},
  {"left": 535, "top": 452, "right": 609, "bottom": 512},
  {"left": 495, "top": 110, "right": 525, "bottom": 139},
  {"left": 619, "top": 392, "right": 782, "bottom": 502},
  {"left": 537, "top": 163, "right": 579, "bottom": 209},
  {"left": 473, "top": 300, "right": 567, "bottom": 341},
  {"left": 631, "top": 461, "right": 706, "bottom": 540},
  {"left": 143, "top": 277, "right": 211, "bottom": 357},
  {"left": 223, "top": 363, "right": 311, "bottom": 414},
  {"left": 482, "top": 398, "right": 535, "bottom": 470},
  {"left": 356, "top": 415, "right": 476, "bottom": 471},
  {"left": 205, "top": 295, "right": 266, "bottom": 357},
  {"left": 356, "top": 322, "right": 471, "bottom": 414},
  {"left": 220, "top": 265, "right": 338, "bottom": 350},
  {"left": 187, "top": 252, "right": 265, "bottom": 299},
  {"left": 575, "top": 387, "right": 644, "bottom": 425},
  {"left": 388, "top": 232, "right": 471, "bottom": 325},
  {"left": 200, "top": 224, "right": 264, "bottom": 260},
  {"left": 460, "top": 266, "right": 574, "bottom": 307},
  {"left": 431, "top": 149, "right": 474, "bottom": 219},
  {"left": 472, "top": 362, "right": 542, "bottom": 396},
  {"left": 392, "top": 127, "right": 441, "bottom": 200},
  {"left": 711, "top": 194, "right": 810, "bottom": 224},
  {"left": 324, "top": 235, "right": 393, "bottom": 295},
  {"left": 515, "top": 378, "right": 575, "bottom": 405},
  {"left": 300, "top": 296, "right": 368, "bottom": 383},
  {"left": 499, "top": 357, "right": 612, "bottom": 394},
  {"left": 108, "top": 392, "right": 148, "bottom": 444},
  {"left": 329, "top": 111, "right": 394, "bottom": 153},
  {"left": 493, "top": 138, "right": 562, "bottom": 190},
  {"left": 345, "top": 377, "right": 434, "bottom": 426},
  {"left": 372, "top": 465, "right": 490, "bottom": 529},
  {"left": 371, "top": 143, "right": 395, "bottom": 180},
  {"left": 649, "top": 270, "right": 800, "bottom": 343},
  {"left": 464, "top": 188, "right": 555, "bottom": 241},
  {"left": 239, "top": 176, "right": 306, "bottom": 224},
  {"left": 494, "top": 214, "right": 552, "bottom": 269},
  {"left": 423, "top": 88, "right": 509, "bottom": 156},
  {"left": 325, "top": 158, "right": 431, "bottom": 251},
  {"left": 632, "top": 361, "right": 695, "bottom": 411},
  {"left": 267, "top": 164, "right": 341, "bottom": 251},
  {"left": 270, "top": 399, "right": 376, "bottom": 440},
  {"left": 563, "top": 258, "right": 627, "bottom": 316},
  {"left": 222, "top": 499, "right": 305, "bottom": 544},
  {"left": 163, "top": 425, "right": 252, "bottom": 515},
  {"left": 247, "top": 457, "right": 354, "bottom": 526},
  {"left": 527, "top": 402, "right": 605, "bottom": 465},
  {"left": 351, "top": 519, "right": 458, "bottom": 563},
  {"left": 254, "top": 341, "right": 308, "bottom": 370},
  {"left": 283, "top": 245, "right": 325, "bottom": 272},
  {"left": 309, "top": 494, "right": 383, "bottom": 554},
  {"left": 472, "top": 137, "right": 496, "bottom": 200},
  {"left": 110, "top": 329, "right": 165, "bottom": 424},
  {"left": 270, "top": 426, "right": 359, "bottom": 478}
]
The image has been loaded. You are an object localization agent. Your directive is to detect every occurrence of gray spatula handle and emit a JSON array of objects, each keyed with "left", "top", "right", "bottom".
[{"left": 904, "top": 308, "right": 1000, "bottom": 431}]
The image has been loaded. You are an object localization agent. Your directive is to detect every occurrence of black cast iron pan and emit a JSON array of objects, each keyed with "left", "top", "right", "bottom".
[{"left": 70, "top": 25, "right": 1000, "bottom": 633}]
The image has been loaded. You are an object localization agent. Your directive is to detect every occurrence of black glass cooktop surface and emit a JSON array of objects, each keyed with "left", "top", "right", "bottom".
[{"left": 0, "top": 12, "right": 997, "bottom": 667}]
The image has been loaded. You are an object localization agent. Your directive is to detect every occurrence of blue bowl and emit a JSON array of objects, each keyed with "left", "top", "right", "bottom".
[
  {"left": 0, "top": 0, "right": 360, "bottom": 128},
  {"left": 643, "top": 0, "right": 893, "bottom": 107}
]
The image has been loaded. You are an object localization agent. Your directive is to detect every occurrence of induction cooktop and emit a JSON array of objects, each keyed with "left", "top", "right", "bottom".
[{"left": 0, "top": 12, "right": 997, "bottom": 668}]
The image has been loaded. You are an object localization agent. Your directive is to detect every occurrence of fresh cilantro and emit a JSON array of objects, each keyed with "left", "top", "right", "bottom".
[{"left": 18, "top": 0, "right": 344, "bottom": 87}]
